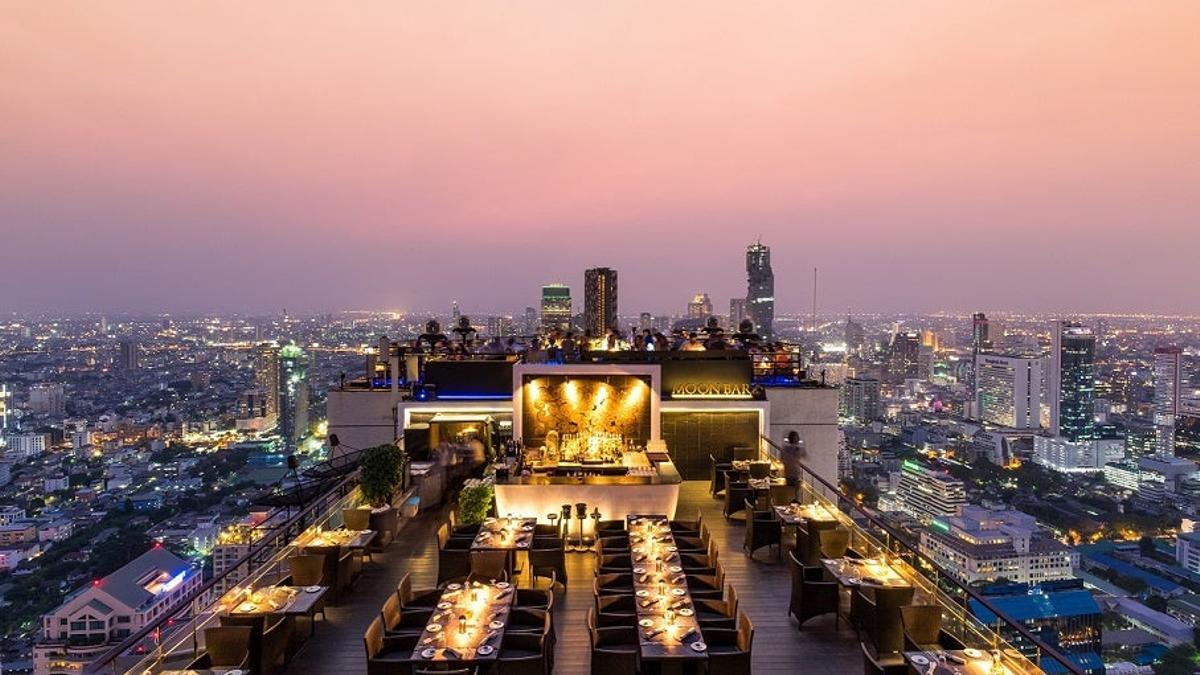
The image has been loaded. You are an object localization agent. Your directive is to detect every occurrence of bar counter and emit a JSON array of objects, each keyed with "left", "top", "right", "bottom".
[{"left": 493, "top": 458, "right": 682, "bottom": 525}]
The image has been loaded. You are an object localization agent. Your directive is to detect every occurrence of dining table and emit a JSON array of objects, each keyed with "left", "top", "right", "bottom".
[
  {"left": 774, "top": 502, "right": 838, "bottom": 527},
  {"left": 822, "top": 556, "right": 911, "bottom": 589},
  {"left": 221, "top": 585, "right": 330, "bottom": 635},
  {"left": 626, "top": 514, "right": 707, "bottom": 674},
  {"left": 904, "top": 648, "right": 1025, "bottom": 675},
  {"left": 410, "top": 580, "right": 515, "bottom": 665},
  {"left": 302, "top": 528, "right": 376, "bottom": 551},
  {"left": 471, "top": 517, "right": 538, "bottom": 551}
]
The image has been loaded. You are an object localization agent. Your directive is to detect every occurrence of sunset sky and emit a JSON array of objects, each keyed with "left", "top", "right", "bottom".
[{"left": 2, "top": 2, "right": 1198, "bottom": 316}]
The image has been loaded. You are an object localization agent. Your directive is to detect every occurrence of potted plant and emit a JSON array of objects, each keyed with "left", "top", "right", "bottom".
[
  {"left": 359, "top": 443, "right": 406, "bottom": 545},
  {"left": 457, "top": 476, "right": 495, "bottom": 525}
]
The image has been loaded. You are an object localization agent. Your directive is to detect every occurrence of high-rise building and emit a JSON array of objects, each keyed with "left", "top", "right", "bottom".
[
  {"left": 844, "top": 315, "right": 865, "bottom": 356},
  {"left": 729, "top": 298, "right": 748, "bottom": 329},
  {"left": 539, "top": 284, "right": 572, "bottom": 334},
  {"left": 638, "top": 312, "right": 654, "bottom": 332},
  {"left": 687, "top": 292, "right": 713, "bottom": 319},
  {"left": 746, "top": 241, "right": 774, "bottom": 339},
  {"left": 278, "top": 343, "right": 310, "bottom": 451},
  {"left": 1154, "top": 346, "right": 1184, "bottom": 457},
  {"left": 839, "top": 376, "right": 881, "bottom": 424},
  {"left": 118, "top": 338, "right": 140, "bottom": 370},
  {"left": 254, "top": 343, "right": 280, "bottom": 429},
  {"left": 522, "top": 307, "right": 538, "bottom": 336},
  {"left": 0, "top": 384, "right": 10, "bottom": 433},
  {"left": 28, "top": 383, "right": 66, "bottom": 417},
  {"left": 890, "top": 460, "right": 967, "bottom": 523},
  {"left": 976, "top": 354, "right": 1043, "bottom": 430},
  {"left": 1048, "top": 322, "right": 1096, "bottom": 442},
  {"left": 888, "top": 330, "right": 921, "bottom": 382},
  {"left": 972, "top": 312, "right": 992, "bottom": 352},
  {"left": 583, "top": 267, "right": 618, "bottom": 336}
]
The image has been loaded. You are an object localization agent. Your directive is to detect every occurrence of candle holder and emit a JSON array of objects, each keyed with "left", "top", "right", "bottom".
[{"left": 560, "top": 504, "right": 572, "bottom": 546}]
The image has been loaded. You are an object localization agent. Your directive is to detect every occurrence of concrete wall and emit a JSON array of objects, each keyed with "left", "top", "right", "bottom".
[
  {"left": 326, "top": 388, "right": 397, "bottom": 456},
  {"left": 764, "top": 386, "right": 840, "bottom": 487}
]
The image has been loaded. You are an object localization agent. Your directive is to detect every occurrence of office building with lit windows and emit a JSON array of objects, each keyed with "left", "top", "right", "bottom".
[
  {"left": 539, "top": 283, "right": 572, "bottom": 334},
  {"left": 277, "top": 343, "right": 310, "bottom": 451},
  {"left": 1154, "top": 346, "right": 1183, "bottom": 457},
  {"left": 583, "top": 267, "right": 618, "bottom": 336},
  {"left": 976, "top": 354, "right": 1043, "bottom": 430},
  {"left": 1048, "top": 322, "right": 1096, "bottom": 442},
  {"left": 887, "top": 460, "right": 967, "bottom": 523},
  {"left": 919, "top": 505, "right": 1077, "bottom": 585},
  {"left": 746, "top": 241, "right": 774, "bottom": 339}
]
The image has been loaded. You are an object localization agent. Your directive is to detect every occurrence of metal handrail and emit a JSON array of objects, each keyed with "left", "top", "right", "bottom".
[
  {"left": 80, "top": 473, "right": 360, "bottom": 674},
  {"left": 759, "top": 434, "right": 1085, "bottom": 675}
]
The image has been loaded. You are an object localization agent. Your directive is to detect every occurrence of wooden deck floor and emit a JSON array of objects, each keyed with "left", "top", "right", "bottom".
[{"left": 288, "top": 481, "right": 862, "bottom": 674}]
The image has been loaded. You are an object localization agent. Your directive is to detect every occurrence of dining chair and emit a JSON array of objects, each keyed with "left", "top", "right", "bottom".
[
  {"left": 468, "top": 549, "right": 510, "bottom": 583},
  {"left": 743, "top": 500, "right": 782, "bottom": 560},
  {"left": 343, "top": 507, "right": 371, "bottom": 531},
  {"left": 448, "top": 510, "right": 483, "bottom": 536},
  {"left": 497, "top": 630, "right": 546, "bottom": 675},
  {"left": 363, "top": 617, "right": 421, "bottom": 675},
  {"left": 694, "top": 584, "right": 739, "bottom": 630},
  {"left": 593, "top": 573, "right": 634, "bottom": 596},
  {"left": 723, "top": 477, "right": 751, "bottom": 519},
  {"left": 589, "top": 623, "right": 638, "bottom": 675},
  {"left": 188, "top": 626, "right": 251, "bottom": 671},
  {"left": 438, "top": 547, "right": 471, "bottom": 586},
  {"left": 381, "top": 593, "right": 433, "bottom": 637},
  {"left": 396, "top": 572, "right": 442, "bottom": 609},
  {"left": 594, "top": 594, "right": 638, "bottom": 626},
  {"left": 515, "top": 587, "right": 553, "bottom": 611},
  {"left": 528, "top": 546, "right": 568, "bottom": 589},
  {"left": 789, "top": 552, "right": 838, "bottom": 629},
  {"left": 818, "top": 528, "right": 851, "bottom": 560},
  {"left": 900, "top": 605, "right": 965, "bottom": 653},
  {"left": 703, "top": 611, "right": 754, "bottom": 675},
  {"left": 711, "top": 454, "right": 733, "bottom": 496},
  {"left": 595, "top": 519, "right": 626, "bottom": 534},
  {"left": 260, "top": 615, "right": 293, "bottom": 675},
  {"left": 686, "top": 560, "right": 726, "bottom": 600},
  {"left": 865, "top": 583, "right": 915, "bottom": 654}
]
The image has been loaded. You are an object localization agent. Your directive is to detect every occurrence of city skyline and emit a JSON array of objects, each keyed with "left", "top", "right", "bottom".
[{"left": 3, "top": 2, "right": 1199, "bottom": 315}]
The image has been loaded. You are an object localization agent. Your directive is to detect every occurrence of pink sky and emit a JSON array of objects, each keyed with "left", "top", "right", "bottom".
[{"left": 1, "top": 2, "right": 1198, "bottom": 315}]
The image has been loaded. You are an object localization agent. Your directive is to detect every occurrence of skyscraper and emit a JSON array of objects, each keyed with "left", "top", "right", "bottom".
[
  {"left": 972, "top": 313, "right": 992, "bottom": 352},
  {"left": 583, "top": 267, "right": 618, "bottom": 336},
  {"left": 888, "top": 330, "right": 921, "bottom": 382},
  {"left": 746, "top": 241, "right": 774, "bottom": 339},
  {"left": 1048, "top": 322, "right": 1096, "bottom": 442},
  {"left": 976, "top": 354, "right": 1043, "bottom": 430},
  {"left": 118, "top": 338, "right": 140, "bottom": 370},
  {"left": 1154, "top": 346, "right": 1184, "bottom": 457},
  {"left": 729, "top": 298, "right": 748, "bottom": 328},
  {"left": 539, "top": 284, "right": 572, "bottom": 334},
  {"left": 522, "top": 307, "right": 538, "bottom": 336},
  {"left": 254, "top": 343, "right": 281, "bottom": 429},
  {"left": 839, "top": 376, "right": 881, "bottom": 424},
  {"left": 687, "top": 292, "right": 713, "bottom": 319},
  {"left": 0, "top": 384, "right": 11, "bottom": 432},
  {"left": 29, "top": 383, "right": 66, "bottom": 417},
  {"left": 844, "top": 314, "right": 865, "bottom": 356},
  {"left": 278, "top": 343, "right": 310, "bottom": 451}
]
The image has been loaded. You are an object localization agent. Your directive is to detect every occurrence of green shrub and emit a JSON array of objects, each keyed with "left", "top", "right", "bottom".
[
  {"left": 359, "top": 443, "right": 406, "bottom": 507},
  {"left": 458, "top": 477, "right": 495, "bottom": 525}
]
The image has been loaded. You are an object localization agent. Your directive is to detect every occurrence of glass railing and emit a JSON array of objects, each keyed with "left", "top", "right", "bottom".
[
  {"left": 759, "top": 435, "right": 1085, "bottom": 675},
  {"left": 82, "top": 476, "right": 361, "bottom": 675}
]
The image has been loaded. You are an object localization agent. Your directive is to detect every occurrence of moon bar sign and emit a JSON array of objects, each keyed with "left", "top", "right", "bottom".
[{"left": 670, "top": 382, "right": 753, "bottom": 399}]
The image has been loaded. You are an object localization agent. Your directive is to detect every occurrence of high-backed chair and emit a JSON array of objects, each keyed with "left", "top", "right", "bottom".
[
  {"left": 711, "top": 453, "right": 733, "bottom": 496},
  {"left": 595, "top": 594, "right": 638, "bottom": 626},
  {"left": 438, "top": 523, "right": 475, "bottom": 550},
  {"left": 789, "top": 551, "right": 839, "bottom": 629},
  {"left": 381, "top": 592, "right": 433, "bottom": 637},
  {"left": 363, "top": 616, "right": 420, "bottom": 675},
  {"left": 448, "top": 510, "right": 482, "bottom": 536},
  {"left": 188, "top": 626, "right": 251, "bottom": 671},
  {"left": 595, "top": 519, "right": 626, "bottom": 534},
  {"left": 724, "top": 476, "right": 751, "bottom": 519},
  {"left": 396, "top": 572, "right": 442, "bottom": 609},
  {"left": 259, "top": 615, "right": 293, "bottom": 675},
  {"left": 589, "top": 617, "right": 638, "bottom": 675},
  {"left": 860, "top": 639, "right": 908, "bottom": 675},
  {"left": 818, "top": 528, "right": 851, "bottom": 560},
  {"left": 695, "top": 584, "right": 739, "bottom": 629},
  {"left": 303, "top": 545, "right": 343, "bottom": 598},
  {"left": 343, "top": 507, "right": 371, "bottom": 531},
  {"left": 515, "top": 588, "right": 553, "bottom": 611},
  {"left": 749, "top": 461, "right": 772, "bottom": 480},
  {"left": 687, "top": 560, "right": 726, "bottom": 600},
  {"left": 594, "top": 573, "right": 634, "bottom": 596},
  {"left": 864, "top": 584, "right": 915, "bottom": 655},
  {"left": 744, "top": 500, "right": 782, "bottom": 560},
  {"left": 900, "top": 605, "right": 965, "bottom": 653},
  {"left": 438, "top": 547, "right": 471, "bottom": 586},
  {"left": 468, "top": 549, "right": 509, "bottom": 583},
  {"left": 285, "top": 555, "right": 327, "bottom": 615},
  {"left": 801, "top": 518, "right": 839, "bottom": 565},
  {"left": 671, "top": 510, "right": 702, "bottom": 535},
  {"left": 498, "top": 631, "right": 546, "bottom": 675},
  {"left": 769, "top": 483, "right": 796, "bottom": 509},
  {"left": 529, "top": 546, "right": 567, "bottom": 589},
  {"left": 704, "top": 611, "right": 754, "bottom": 675}
]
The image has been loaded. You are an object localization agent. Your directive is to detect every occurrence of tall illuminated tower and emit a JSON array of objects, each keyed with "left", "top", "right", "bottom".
[
  {"left": 1154, "top": 346, "right": 1183, "bottom": 457},
  {"left": 746, "top": 241, "right": 774, "bottom": 339},
  {"left": 1048, "top": 322, "right": 1096, "bottom": 442},
  {"left": 278, "top": 343, "right": 310, "bottom": 451},
  {"left": 583, "top": 267, "right": 618, "bottom": 336},
  {"left": 540, "top": 284, "right": 572, "bottom": 334}
]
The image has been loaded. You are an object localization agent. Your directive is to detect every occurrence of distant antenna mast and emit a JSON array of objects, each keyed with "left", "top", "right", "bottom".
[{"left": 811, "top": 267, "right": 818, "bottom": 332}]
